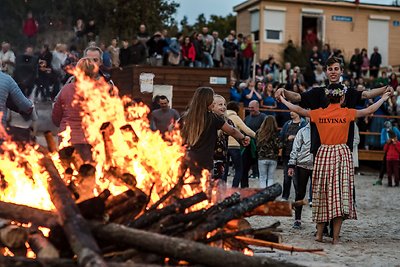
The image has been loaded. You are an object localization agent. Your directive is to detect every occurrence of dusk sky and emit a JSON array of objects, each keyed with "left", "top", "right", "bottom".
[{"left": 175, "top": 0, "right": 395, "bottom": 24}]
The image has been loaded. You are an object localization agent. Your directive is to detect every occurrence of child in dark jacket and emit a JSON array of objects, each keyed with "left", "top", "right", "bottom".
[{"left": 383, "top": 130, "right": 400, "bottom": 187}]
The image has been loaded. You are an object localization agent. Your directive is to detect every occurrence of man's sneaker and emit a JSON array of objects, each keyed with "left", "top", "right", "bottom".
[
  {"left": 373, "top": 179, "right": 382, "bottom": 186},
  {"left": 309, "top": 201, "right": 312, "bottom": 207},
  {"left": 293, "top": 220, "right": 301, "bottom": 229}
]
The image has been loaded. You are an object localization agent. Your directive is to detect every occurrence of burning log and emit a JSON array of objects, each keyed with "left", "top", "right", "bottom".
[
  {"left": 91, "top": 221, "right": 304, "bottom": 267},
  {"left": 40, "top": 157, "right": 107, "bottom": 267},
  {"left": 77, "top": 189, "right": 111, "bottom": 220},
  {"left": 183, "top": 183, "right": 282, "bottom": 241},
  {"left": 0, "top": 219, "right": 28, "bottom": 249},
  {"left": 44, "top": 130, "right": 57, "bottom": 153},
  {"left": 28, "top": 229, "right": 60, "bottom": 258},
  {"left": 100, "top": 122, "right": 115, "bottom": 166},
  {"left": 104, "top": 167, "right": 137, "bottom": 190},
  {"left": 246, "top": 201, "right": 293, "bottom": 217},
  {"left": 0, "top": 256, "right": 172, "bottom": 267},
  {"left": 106, "top": 189, "right": 147, "bottom": 222},
  {"left": 0, "top": 201, "right": 58, "bottom": 228},
  {"left": 105, "top": 190, "right": 136, "bottom": 209},
  {"left": 130, "top": 192, "right": 208, "bottom": 229}
]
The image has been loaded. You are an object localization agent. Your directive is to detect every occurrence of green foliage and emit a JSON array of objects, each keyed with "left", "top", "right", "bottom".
[{"left": 180, "top": 13, "right": 236, "bottom": 39}]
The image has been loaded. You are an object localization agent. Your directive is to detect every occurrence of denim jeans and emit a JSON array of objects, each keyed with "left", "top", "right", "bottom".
[
  {"left": 258, "top": 159, "right": 277, "bottom": 188},
  {"left": 224, "top": 148, "right": 243, "bottom": 187}
]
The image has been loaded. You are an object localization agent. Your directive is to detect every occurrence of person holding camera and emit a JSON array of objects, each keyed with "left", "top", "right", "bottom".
[{"left": 383, "top": 130, "right": 400, "bottom": 187}]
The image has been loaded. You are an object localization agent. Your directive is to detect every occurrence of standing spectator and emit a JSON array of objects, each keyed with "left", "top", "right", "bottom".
[
  {"left": 321, "top": 44, "right": 332, "bottom": 65},
  {"left": 223, "top": 34, "right": 238, "bottom": 72},
  {"left": 309, "top": 46, "right": 322, "bottom": 70},
  {"left": 369, "top": 46, "right": 382, "bottom": 79},
  {"left": 236, "top": 33, "right": 244, "bottom": 80},
  {"left": 36, "top": 44, "right": 53, "bottom": 102},
  {"left": 85, "top": 19, "right": 98, "bottom": 43},
  {"left": 150, "top": 95, "right": 180, "bottom": 136},
  {"left": 181, "top": 36, "right": 195, "bottom": 67},
  {"left": 167, "top": 33, "right": 182, "bottom": 66},
  {"left": 73, "top": 19, "right": 85, "bottom": 50},
  {"left": 283, "top": 40, "right": 297, "bottom": 66},
  {"left": 0, "top": 72, "right": 35, "bottom": 132},
  {"left": 129, "top": 35, "right": 147, "bottom": 65},
  {"left": 51, "top": 44, "right": 67, "bottom": 99},
  {"left": 224, "top": 101, "right": 255, "bottom": 185},
  {"left": 52, "top": 58, "right": 98, "bottom": 162},
  {"left": 240, "top": 100, "right": 267, "bottom": 188},
  {"left": 99, "top": 43, "right": 112, "bottom": 73},
  {"left": 383, "top": 130, "right": 400, "bottom": 187},
  {"left": 202, "top": 36, "right": 214, "bottom": 68},
  {"left": 108, "top": 38, "right": 120, "bottom": 68},
  {"left": 137, "top": 24, "right": 150, "bottom": 45},
  {"left": 261, "top": 82, "right": 277, "bottom": 116},
  {"left": 14, "top": 46, "right": 38, "bottom": 98},
  {"left": 119, "top": 39, "right": 131, "bottom": 67},
  {"left": 0, "top": 42, "right": 16, "bottom": 76},
  {"left": 212, "top": 31, "right": 224, "bottom": 68},
  {"left": 180, "top": 87, "right": 250, "bottom": 178},
  {"left": 192, "top": 33, "right": 204, "bottom": 68},
  {"left": 350, "top": 48, "right": 362, "bottom": 79},
  {"left": 229, "top": 78, "right": 241, "bottom": 102},
  {"left": 279, "top": 62, "right": 293, "bottom": 84},
  {"left": 304, "top": 28, "right": 318, "bottom": 49},
  {"left": 279, "top": 112, "right": 307, "bottom": 200},
  {"left": 256, "top": 116, "right": 281, "bottom": 188},
  {"left": 314, "top": 63, "right": 327, "bottom": 85},
  {"left": 241, "top": 80, "right": 262, "bottom": 111},
  {"left": 288, "top": 120, "right": 313, "bottom": 229},
  {"left": 240, "top": 35, "right": 256, "bottom": 80},
  {"left": 146, "top": 32, "right": 168, "bottom": 66},
  {"left": 22, "top": 11, "right": 39, "bottom": 45},
  {"left": 360, "top": 48, "right": 370, "bottom": 78}
]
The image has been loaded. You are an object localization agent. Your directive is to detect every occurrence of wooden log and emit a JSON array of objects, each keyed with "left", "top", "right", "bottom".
[
  {"left": 246, "top": 201, "right": 293, "bottom": 217},
  {"left": 40, "top": 157, "right": 107, "bottom": 267},
  {"left": 0, "top": 219, "right": 28, "bottom": 248},
  {"left": 77, "top": 189, "right": 111, "bottom": 220},
  {"left": 100, "top": 122, "right": 115, "bottom": 167},
  {"left": 105, "top": 190, "right": 135, "bottom": 209},
  {"left": 225, "top": 219, "right": 251, "bottom": 231},
  {"left": 0, "top": 256, "right": 171, "bottom": 267},
  {"left": 91, "top": 221, "right": 304, "bottom": 267},
  {"left": 44, "top": 130, "right": 58, "bottom": 153},
  {"left": 235, "top": 236, "right": 324, "bottom": 254},
  {"left": 183, "top": 183, "right": 282, "bottom": 241},
  {"left": 0, "top": 201, "right": 58, "bottom": 228},
  {"left": 106, "top": 190, "right": 147, "bottom": 222},
  {"left": 130, "top": 192, "right": 208, "bottom": 229},
  {"left": 28, "top": 230, "right": 60, "bottom": 258}
]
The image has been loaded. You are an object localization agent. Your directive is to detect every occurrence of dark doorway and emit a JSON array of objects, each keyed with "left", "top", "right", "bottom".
[{"left": 302, "top": 16, "right": 318, "bottom": 49}]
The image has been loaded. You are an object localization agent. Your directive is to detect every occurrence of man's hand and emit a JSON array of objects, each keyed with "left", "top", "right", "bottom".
[
  {"left": 241, "top": 136, "right": 251, "bottom": 146},
  {"left": 385, "top": 85, "right": 394, "bottom": 96},
  {"left": 274, "top": 88, "right": 285, "bottom": 102},
  {"left": 288, "top": 168, "right": 295, "bottom": 177}
]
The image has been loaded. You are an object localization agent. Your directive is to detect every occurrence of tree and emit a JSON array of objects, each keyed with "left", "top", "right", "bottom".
[{"left": 206, "top": 14, "right": 236, "bottom": 38}]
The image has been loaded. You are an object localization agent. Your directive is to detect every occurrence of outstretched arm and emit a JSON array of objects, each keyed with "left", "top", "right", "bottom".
[
  {"left": 221, "top": 122, "right": 250, "bottom": 146},
  {"left": 362, "top": 85, "right": 393, "bottom": 100},
  {"left": 275, "top": 87, "right": 301, "bottom": 103},
  {"left": 356, "top": 92, "right": 390, "bottom": 118},
  {"left": 279, "top": 96, "right": 310, "bottom": 118}
]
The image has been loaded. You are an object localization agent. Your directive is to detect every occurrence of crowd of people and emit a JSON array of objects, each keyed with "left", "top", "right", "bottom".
[{"left": 1, "top": 16, "right": 399, "bottom": 247}]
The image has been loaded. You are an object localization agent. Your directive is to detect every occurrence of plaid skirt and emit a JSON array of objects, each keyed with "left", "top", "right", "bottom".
[{"left": 312, "top": 144, "right": 357, "bottom": 223}]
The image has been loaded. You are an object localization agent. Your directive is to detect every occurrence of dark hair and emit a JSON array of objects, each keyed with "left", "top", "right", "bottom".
[
  {"left": 388, "top": 130, "right": 396, "bottom": 139},
  {"left": 227, "top": 101, "right": 240, "bottom": 113},
  {"left": 158, "top": 95, "right": 169, "bottom": 102},
  {"left": 325, "top": 56, "right": 343, "bottom": 70}
]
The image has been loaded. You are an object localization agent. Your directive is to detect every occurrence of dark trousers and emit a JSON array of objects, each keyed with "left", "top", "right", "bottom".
[
  {"left": 282, "top": 156, "right": 294, "bottom": 199},
  {"left": 386, "top": 160, "right": 399, "bottom": 186},
  {"left": 224, "top": 148, "right": 243, "bottom": 186},
  {"left": 379, "top": 153, "right": 387, "bottom": 179},
  {"left": 294, "top": 167, "right": 313, "bottom": 220},
  {"left": 239, "top": 146, "right": 253, "bottom": 188}
]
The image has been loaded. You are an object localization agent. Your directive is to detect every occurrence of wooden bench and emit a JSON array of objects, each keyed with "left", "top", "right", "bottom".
[{"left": 358, "top": 149, "right": 385, "bottom": 161}]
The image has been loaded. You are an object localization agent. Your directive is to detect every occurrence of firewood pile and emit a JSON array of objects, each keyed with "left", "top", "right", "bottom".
[{"left": 0, "top": 136, "right": 323, "bottom": 267}]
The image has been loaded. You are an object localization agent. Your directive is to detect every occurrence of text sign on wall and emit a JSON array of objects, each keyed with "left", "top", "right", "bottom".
[
  {"left": 393, "top": 20, "right": 400, "bottom": 27},
  {"left": 332, "top": 16, "right": 353, "bottom": 22},
  {"left": 209, "top": 77, "right": 227, "bottom": 85}
]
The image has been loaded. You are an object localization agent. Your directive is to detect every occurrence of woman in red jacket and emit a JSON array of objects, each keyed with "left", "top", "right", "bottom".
[
  {"left": 181, "top": 36, "right": 196, "bottom": 67},
  {"left": 384, "top": 130, "right": 400, "bottom": 187}
]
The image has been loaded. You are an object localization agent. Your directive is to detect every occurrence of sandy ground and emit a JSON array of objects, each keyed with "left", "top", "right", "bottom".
[
  {"left": 10, "top": 103, "right": 400, "bottom": 267},
  {"left": 231, "top": 166, "right": 400, "bottom": 267}
]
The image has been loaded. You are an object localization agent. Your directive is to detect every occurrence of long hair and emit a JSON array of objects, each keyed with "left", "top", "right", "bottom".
[
  {"left": 182, "top": 87, "right": 215, "bottom": 146},
  {"left": 256, "top": 116, "right": 278, "bottom": 145}
]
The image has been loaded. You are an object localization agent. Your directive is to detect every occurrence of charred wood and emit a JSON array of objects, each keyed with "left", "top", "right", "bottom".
[
  {"left": 44, "top": 131, "right": 58, "bottom": 153},
  {"left": 40, "top": 157, "right": 107, "bottom": 267}
]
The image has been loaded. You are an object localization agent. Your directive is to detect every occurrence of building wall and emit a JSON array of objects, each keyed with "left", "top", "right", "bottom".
[{"left": 236, "top": 0, "right": 400, "bottom": 66}]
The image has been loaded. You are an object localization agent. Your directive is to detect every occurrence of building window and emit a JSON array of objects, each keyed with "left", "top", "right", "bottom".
[
  {"left": 250, "top": 10, "right": 260, "bottom": 41},
  {"left": 264, "top": 9, "right": 285, "bottom": 43}
]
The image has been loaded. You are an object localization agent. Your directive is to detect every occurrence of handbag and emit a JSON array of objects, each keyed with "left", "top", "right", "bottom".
[{"left": 168, "top": 52, "right": 181, "bottom": 66}]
